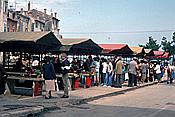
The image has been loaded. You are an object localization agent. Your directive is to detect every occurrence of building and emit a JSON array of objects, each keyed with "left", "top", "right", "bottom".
[
  {"left": 13, "top": 1, "right": 61, "bottom": 38},
  {"left": 7, "top": 8, "right": 17, "bottom": 32},
  {"left": 27, "top": 8, "right": 60, "bottom": 37},
  {"left": 16, "top": 9, "right": 30, "bottom": 32},
  {"left": 0, "top": 0, "right": 8, "bottom": 32}
]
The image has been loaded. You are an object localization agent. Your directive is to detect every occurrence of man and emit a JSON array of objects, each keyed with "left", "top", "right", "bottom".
[
  {"left": 115, "top": 57, "right": 123, "bottom": 88},
  {"left": 128, "top": 57, "right": 138, "bottom": 87},
  {"left": 61, "top": 53, "right": 70, "bottom": 98}
]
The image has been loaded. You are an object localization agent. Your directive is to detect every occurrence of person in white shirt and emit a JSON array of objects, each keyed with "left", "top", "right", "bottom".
[
  {"left": 102, "top": 59, "right": 108, "bottom": 86},
  {"left": 107, "top": 59, "right": 113, "bottom": 86},
  {"left": 154, "top": 62, "right": 161, "bottom": 83}
]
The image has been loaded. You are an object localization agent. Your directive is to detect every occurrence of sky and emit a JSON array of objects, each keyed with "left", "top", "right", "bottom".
[{"left": 8, "top": 0, "right": 175, "bottom": 46}]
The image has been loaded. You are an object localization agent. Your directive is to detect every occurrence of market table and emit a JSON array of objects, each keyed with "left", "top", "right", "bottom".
[{"left": 6, "top": 72, "right": 44, "bottom": 96}]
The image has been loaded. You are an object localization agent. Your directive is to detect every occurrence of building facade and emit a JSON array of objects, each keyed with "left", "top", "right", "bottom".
[
  {"left": 7, "top": 9, "right": 17, "bottom": 32},
  {"left": 0, "top": 0, "right": 8, "bottom": 32}
]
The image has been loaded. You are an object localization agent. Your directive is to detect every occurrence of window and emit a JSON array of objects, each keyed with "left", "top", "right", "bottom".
[
  {"left": 31, "top": 23, "right": 34, "bottom": 32},
  {"left": 4, "top": 1, "right": 8, "bottom": 13},
  {"left": 35, "top": 22, "right": 38, "bottom": 28},
  {"left": 4, "top": 23, "right": 6, "bottom": 32}
]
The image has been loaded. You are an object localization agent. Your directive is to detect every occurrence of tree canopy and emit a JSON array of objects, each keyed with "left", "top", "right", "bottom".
[{"left": 144, "top": 36, "right": 160, "bottom": 51}]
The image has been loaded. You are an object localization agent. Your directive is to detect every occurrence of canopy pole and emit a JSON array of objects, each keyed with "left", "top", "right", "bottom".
[{"left": 3, "top": 51, "right": 5, "bottom": 67}]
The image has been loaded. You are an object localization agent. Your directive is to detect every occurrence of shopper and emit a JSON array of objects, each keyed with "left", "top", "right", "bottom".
[
  {"left": 115, "top": 57, "right": 123, "bottom": 88},
  {"left": 154, "top": 62, "right": 161, "bottom": 83},
  {"left": 42, "top": 56, "right": 56, "bottom": 99},
  {"left": 61, "top": 53, "right": 70, "bottom": 98},
  {"left": 128, "top": 57, "right": 138, "bottom": 87}
]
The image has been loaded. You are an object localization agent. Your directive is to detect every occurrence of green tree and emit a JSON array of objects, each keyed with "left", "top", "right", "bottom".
[
  {"left": 145, "top": 36, "right": 160, "bottom": 51},
  {"left": 161, "top": 36, "right": 173, "bottom": 54},
  {"left": 171, "top": 32, "right": 175, "bottom": 55}
]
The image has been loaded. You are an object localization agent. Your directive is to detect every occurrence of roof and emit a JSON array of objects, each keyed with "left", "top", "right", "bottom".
[
  {"left": 99, "top": 44, "right": 133, "bottom": 55},
  {"left": 60, "top": 38, "right": 90, "bottom": 45},
  {"left": 153, "top": 51, "right": 169, "bottom": 59},
  {"left": 153, "top": 51, "right": 164, "bottom": 55},
  {"left": 99, "top": 44, "right": 127, "bottom": 52},
  {"left": 0, "top": 32, "right": 62, "bottom": 52},
  {"left": 30, "top": 9, "right": 52, "bottom": 21},
  {"left": 59, "top": 38, "right": 102, "bottom": 54},
  {"left": 0, "top": 32, "right": 50, "bottom": 43},
  {"left": 129, "top": 46, "right": 144, "bottom": 54},
  {"left": 144, "top": 49, "right": 152, "bottom": 54}
]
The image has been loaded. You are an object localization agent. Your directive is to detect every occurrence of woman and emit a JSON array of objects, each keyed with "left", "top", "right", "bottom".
[{"left": 42, "top": 57, "right": 56, "bottom": 99}]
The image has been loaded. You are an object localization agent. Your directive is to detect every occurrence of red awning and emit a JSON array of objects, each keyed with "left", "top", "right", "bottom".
[
  {"left": 99, "top": 44, "right": 127, "bottom": 53},
  {"left": 153, "top": 51, "right": 169, "bottom": 59}
]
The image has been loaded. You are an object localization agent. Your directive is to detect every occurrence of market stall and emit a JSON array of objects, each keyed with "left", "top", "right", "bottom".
[
  {"left": 0, "top": 31, "right": 62, "bottom": 96},
  {"left": 59, "top": 38, "right": 103, "bottom": 55}
]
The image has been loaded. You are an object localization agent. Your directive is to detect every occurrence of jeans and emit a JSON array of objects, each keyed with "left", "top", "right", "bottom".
[
  {"left": 167, "top": 73, "right": 173, "bottom": 84},
  {"left": 91, "top": 75, "right": 94, "bottom": 86},
  {"left": 102, "top": 73, "right": 106, "bottom": 85},
  {"left": 107, "top": 73, "right": 112, "bottom": 86},
  {"left": 128, "top": 73, "right": 137, "bottom": 87},
  {"left": 116, "top": 74, "right": 122, "bottom": 87}
]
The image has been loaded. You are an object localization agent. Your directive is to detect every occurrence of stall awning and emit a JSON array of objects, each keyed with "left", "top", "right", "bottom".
[
  {"left": 153, "top": 51, "right": 169, "bottom": 59},
  {"left": 0, "top": 31, "right": 62, "bottom": 53},
  {"left": 129, "top": 46, "right": 145, "bottom": 56},
  {"left": 144, "top": 49, "right": 154, "bottom": 56},
  {"left": 59, "top": 38, "right": 102, "bottom": 54},
  {"left": 99, "top": 44, "right": 133, "bottom": 56}
]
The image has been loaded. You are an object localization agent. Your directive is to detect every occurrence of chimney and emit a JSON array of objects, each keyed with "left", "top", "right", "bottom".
[
  {"left": 44, "top": 9, "right": 47, "bottom": 14},
  {"left": 54, "top": 12, "right": 57, "bottom": 18},
  {"left": 28, "top": 1, "right": 30, "bottom": 11}
]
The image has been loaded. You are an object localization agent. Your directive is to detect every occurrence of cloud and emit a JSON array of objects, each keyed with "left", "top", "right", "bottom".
[{"left": 8, "top": 0, "right": 80, "bottom": 11}]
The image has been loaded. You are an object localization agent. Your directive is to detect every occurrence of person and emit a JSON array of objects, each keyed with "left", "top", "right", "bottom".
[
  {"left": 42, "top": 56, "right": 56, "bottom": 99},
  {"left": 115, "top": 57, "right": 123, "bottom": 88},
  {"left": 128, "top": 57, "right": 138, "bottom": 87},
  {"left": 107, "top": 59, "right": 113, "bottom": 87},
  {"left": 0, "top": 64, "right": 6, "bottom": 95},
  {"left": 94, "top": 57, "right": 100, "bottom": 86},
  {"left": 167, "top": 63, "right": 173, "bottom": 84},
  {"left": 140, "top": 60, "right": 148, "bottom": 83},
  {"left": 102, "top": 59, "right": 108, "bottom": 86},
  {"left": 154, "top": 62, "right": 161, "bottom": 83},
  {"left": 61, "top": 53, "right": 70, "bottom": 98},
  {"left": 149, "top": 62, "right": 154, "bottom": 82}
]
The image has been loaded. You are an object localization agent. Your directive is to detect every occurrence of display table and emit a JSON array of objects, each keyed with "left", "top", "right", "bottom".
[
  {"left": 6, "top": 73, "right": 44, "bottom": 96},
  {"left": 68, "top": 73, "right": 79, "bottom": 90}
]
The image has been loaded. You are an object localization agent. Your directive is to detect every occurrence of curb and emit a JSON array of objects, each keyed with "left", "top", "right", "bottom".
[
  {"left": 1, "top": 106, "right": 44, "bottom": 117},
  {"left": 69, "top": 82, "right": 159, "bottom": 105}
]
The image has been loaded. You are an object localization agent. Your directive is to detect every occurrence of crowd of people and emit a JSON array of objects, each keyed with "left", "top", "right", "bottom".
[
  {"left": 1, "top": 53, "right": 175, "bottom": 99},
  {"left": 72, "top": 56, "right": 175, "bottom": 89}
]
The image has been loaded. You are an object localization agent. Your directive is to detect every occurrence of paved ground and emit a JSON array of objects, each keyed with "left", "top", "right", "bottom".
[
  {"left": 40, "top": 83, "right": 175, "bottom": 117},
  {"left": 0, "top": 81, "right": 166, "bottom": 117}
]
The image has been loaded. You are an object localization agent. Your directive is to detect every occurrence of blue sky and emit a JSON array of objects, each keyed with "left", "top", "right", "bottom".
[{"left": 9, "top": 0, "right": 175, "bottom": 46}]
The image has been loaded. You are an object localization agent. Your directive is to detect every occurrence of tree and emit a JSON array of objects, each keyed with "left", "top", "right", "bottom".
[
  {"left": 171, "top": 32, "right": 175, "bottom": 55},
  {"left": 145, "top": 36, "right": 160, "bottom": 51},
  {"left": 161, "top": 36, "right": 173, "bottom": 54},
  {"left": 172, "top": 32, "right": 175, "bottom": 43}
]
